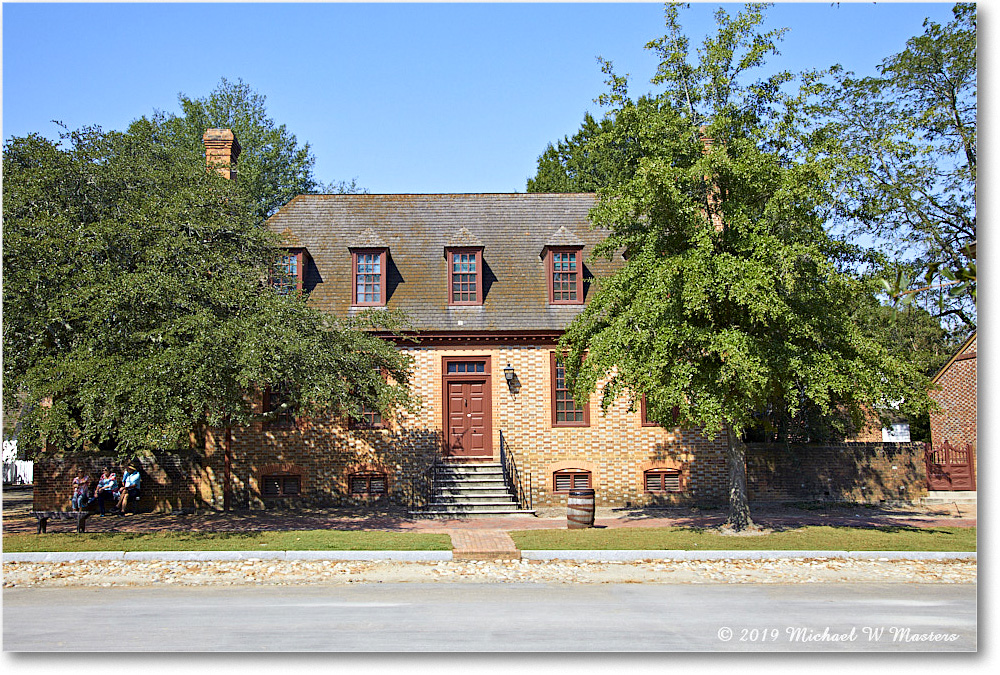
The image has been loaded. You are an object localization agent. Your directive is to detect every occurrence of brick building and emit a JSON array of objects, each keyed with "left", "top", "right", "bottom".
[
  {"left": 226, "top": 188, "right": 730, "bottom": 511},
  {"left": 926, "top": 332, "right": 977, "bottom": 491},
  {"left": 31, "top": 129, "right": 929, "bottom": 512}
]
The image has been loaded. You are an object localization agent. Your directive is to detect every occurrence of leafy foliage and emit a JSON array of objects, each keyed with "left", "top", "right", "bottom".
[
  {"left": 526, "top": 102, "right": 661, "bottom": 193},
  {"left": 2, "top": 123, "right": 412, "bottom": 460},
  {"left": 147, "top": 77, "right": 334, "bottom": 220},
  {"left": 798, "top": 4, "right": 976, "bottom": 333},
  {"left": 555, "top": 4, "right": 934, "bottom": 529}
]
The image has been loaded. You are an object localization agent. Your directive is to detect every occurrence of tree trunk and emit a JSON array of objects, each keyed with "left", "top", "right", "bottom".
[
  {"left": 223, "top": 424, "right": 232, "bottom": 512},
  {"left": 724, "top": 424, "right": 754, "bottom": 531}
]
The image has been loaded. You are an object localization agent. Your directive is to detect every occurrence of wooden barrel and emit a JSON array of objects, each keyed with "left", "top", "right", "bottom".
[{"left": 567, "top": 488, "right": 595, "bottom": 529}]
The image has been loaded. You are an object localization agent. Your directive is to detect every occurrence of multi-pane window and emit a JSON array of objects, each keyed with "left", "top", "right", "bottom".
[
  {"left": 547, "top": 247, "right": 583, "bottom": 304},
  {"left": 551, "top": 355, "right": 588, "bottom": 426},
  {"left": 262, "top": 474, "right": 301, "bottom": 497},
  {"left": 350, "top": 472, "right": 387, "bottom": 496},
  {"left": 350, "top": 368, "right": 387, "bottom": 429},
  {"left": 353, "top": 249, "right": 385, "bottom": 305},
  {"left": 264, "top": 385, "right": 294, "bottom": 429},
  {"left": 448, "top": 249, "right": 482, "bottom": 305},
  {"left": 446, "top": 361, "right": 486, "bottom": 374},
  {"left": 273, "top": 250, "right": 304, "bottom": 295},
  {"left": 552, "top": 251, "right": 578, "bottom": 301},
  {"left": 353, "top": 402, "right": 383, "bottom": 428},
  {"left": 640, "top": 396, "right": 680, "bottom": 427},
  {"left": 553, "top": 470, "right": 591, "bottom": 493},
  {"left": 644, "top": 469, "right": 682, "bottom": 493}
]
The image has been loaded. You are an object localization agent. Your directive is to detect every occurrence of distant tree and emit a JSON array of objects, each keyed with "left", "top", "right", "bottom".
[
  {"left": 528, "top": 109, "right": 633, "bottom": 193},
  {"left": 558, "top": 4, "right": 933, "bottom": 530},
  {"left": 800, "top": 3, "right": 976, "bottom": 334},
  {"left": 148, "top": 77, "right": 340, "bottom": 220},
  {"left": 2, "top": 123, "right": 413, "bottom": 461},
  {"left": 745, "top": 301, "right": 953, "bottom": 444},
  {"left": 317, "top": 177, "right": 370, "bottom": 195}
]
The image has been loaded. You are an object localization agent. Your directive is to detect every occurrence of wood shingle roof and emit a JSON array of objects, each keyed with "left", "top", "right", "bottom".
[{"left": 266, "top": 193, "right": 619, "bottom": 332}]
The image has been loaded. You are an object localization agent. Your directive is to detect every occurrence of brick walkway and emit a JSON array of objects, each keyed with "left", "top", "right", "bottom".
[{"left": 449, "top": 529, "right": 520, "bottom": 560}]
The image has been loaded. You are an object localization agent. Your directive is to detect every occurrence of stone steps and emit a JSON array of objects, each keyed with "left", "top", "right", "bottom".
[
  {"left": 410, "top": 461, "right": 535, "bottom": 518},
  {"left": 920, "top": 490, "right": 977, "bottom": 505}
]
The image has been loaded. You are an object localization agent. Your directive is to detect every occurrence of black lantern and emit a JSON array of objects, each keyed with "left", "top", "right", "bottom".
[{"left": 503, "top": 363, "right": 520, "bottom": 395}]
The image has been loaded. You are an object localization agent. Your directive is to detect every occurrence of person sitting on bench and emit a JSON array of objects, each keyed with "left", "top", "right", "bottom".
[
  {"left": 117, "top": 465, "right": 141, "bottom": 514},
  {"left": 92, "top": 468, "right": 119, "bottom": 516},
  {"left": 71, "top": 472, "right": 91, "bottom": 511}
]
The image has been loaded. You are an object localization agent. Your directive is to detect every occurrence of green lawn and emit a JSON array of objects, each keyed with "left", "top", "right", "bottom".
[
  {"left": 509, "top": 526, "right": 976, "bottom": 552},
  {"left": 2, "top": 530, "right": 452, "bottom": 553},
  {"left": 2, "top": 525, "right": 976, "bottom": 554}
]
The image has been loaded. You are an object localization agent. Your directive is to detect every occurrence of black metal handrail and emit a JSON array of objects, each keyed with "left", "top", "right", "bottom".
[
  {"left": 499, "top": 430, "right": 531, "bottom": 510},
  {"left": 418, "top": 454, "right": 438, "bottom": 508}
]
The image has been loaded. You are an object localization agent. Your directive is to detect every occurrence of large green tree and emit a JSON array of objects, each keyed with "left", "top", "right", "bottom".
[
  {"left": 2, "top": 122, "right": 412, "bottom": 461},
  {"left": 526, "top": 99, "right": 662, "bottom": 193},
  {"left": 147, "top": 77, "right": 363, "bottom": 221},
  {"left": 559, "top": 4, "right": 933, "bottom": 530},
  {"left": 800, "top": 3, "right": 976, "bottom": 334}
]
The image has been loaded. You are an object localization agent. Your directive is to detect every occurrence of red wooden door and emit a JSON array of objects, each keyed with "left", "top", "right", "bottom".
[{"left": 446, "top": 380, "right": 490, "bottom": 457}]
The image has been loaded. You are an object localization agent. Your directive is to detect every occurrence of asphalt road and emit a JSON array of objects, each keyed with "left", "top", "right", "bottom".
[{"left": 4, "top": 582, "right": 976, "bottom": 652}]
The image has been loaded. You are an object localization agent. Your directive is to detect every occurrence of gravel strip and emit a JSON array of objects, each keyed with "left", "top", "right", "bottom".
[{"left": 2, "top": 558, "right": 976, "bottom": 588}]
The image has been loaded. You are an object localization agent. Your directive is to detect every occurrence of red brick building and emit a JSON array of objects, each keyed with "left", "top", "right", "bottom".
[
  {"left": 31, "top": 130, "right": 929, "bottom": 512},
  {"left": 926, "top": 332, "right": 977, "bottom": 491},
  {"left": 219, "top": 189, "right": 731, "bottom": 512}
]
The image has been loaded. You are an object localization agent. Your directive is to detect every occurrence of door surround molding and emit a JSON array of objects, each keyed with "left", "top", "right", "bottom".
[{"left": 441, "top": 356, "right": 493, "bottom": 458}]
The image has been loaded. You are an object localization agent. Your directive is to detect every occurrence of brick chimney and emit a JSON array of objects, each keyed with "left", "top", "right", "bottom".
[
  {"left": 203, "top": 128, "right": 241, "bottom": 180},
  {"left": 698, "top": 126, "right": 723, "bottom": 232}
]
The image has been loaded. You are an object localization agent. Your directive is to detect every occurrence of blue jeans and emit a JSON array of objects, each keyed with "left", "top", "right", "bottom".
[{"left": 96, "top": 490, "right": 118, "bottom": 515}]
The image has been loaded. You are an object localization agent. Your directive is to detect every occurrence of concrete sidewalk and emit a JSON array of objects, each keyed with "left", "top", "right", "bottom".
[{"left": 2, "top": 549, "right": 977, "bottom": 564}]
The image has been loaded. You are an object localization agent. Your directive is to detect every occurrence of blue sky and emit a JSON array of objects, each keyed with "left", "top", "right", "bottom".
[{"left": 2, "top": 2, "right": 964, "bottom": 193}]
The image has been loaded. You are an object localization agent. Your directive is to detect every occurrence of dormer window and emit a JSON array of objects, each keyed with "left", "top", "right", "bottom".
[
  {"left": 448, "top": 248, "right": 483, "bottom": 306},
  {"left": 352, "top": 248, "right": 387, "bottom": 306},
  {"left": 541, "top": 226, "right": 585, "bottom": 306},
  {"left": 547, "top": 246, "right": 584, "bottom": 304},
  {"left": 273, "top": 248, "right": 305, "bottom": 295}
]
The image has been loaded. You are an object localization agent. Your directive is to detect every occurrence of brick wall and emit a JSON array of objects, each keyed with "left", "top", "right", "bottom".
[
  {"left": 32, "top": 452, "right": 223, "bottom": 512},
  {"left": 33, "top": 344, "right": 927, "bottom": 511},
  {"left": 220, "top": 421, "right": 439, "bottom": 510},
  {"left": 930, "top": 335, "right": 976, "bottom": 450},
  {"left": 746, "top": 441, "right": 928, "bottom": 502},
  {"left": 214, "top": 345, "right": 729, "bottom": 509}
]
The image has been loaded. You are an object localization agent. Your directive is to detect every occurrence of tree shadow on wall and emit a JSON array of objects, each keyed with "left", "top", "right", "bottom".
[
  {"left": 228, "top": 425, "right": 447, "bottom": 531},
  {"left": 611, "top": 440, "right": 942, "bottom": 530},
  {"left": 745, "top": 441, "right": 928, "bottom": 503}
]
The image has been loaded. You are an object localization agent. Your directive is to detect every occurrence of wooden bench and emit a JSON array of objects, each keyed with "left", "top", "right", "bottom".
[{"left": 30, "top": 511, "right": 93, "bottom": 534}]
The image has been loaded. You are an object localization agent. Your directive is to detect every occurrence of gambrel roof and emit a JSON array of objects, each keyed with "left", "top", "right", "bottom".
[{"left": 266, "top": 193, "right": 621, "bottom": 332}]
